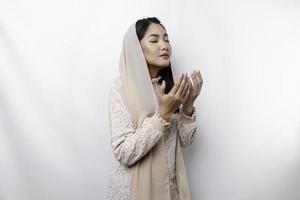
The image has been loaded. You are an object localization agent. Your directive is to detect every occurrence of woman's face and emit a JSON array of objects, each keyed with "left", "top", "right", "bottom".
[{"left": 140, "top": 23, "right": 172, "bottom": 69}]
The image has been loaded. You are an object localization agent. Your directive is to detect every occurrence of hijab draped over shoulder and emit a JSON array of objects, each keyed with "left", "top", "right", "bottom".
[{"left": 112, "top": 22, "right": 191, "bottom": 200}]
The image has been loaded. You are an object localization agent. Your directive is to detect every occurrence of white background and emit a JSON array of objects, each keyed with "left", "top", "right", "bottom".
[{"left": 0, "top": 0, "right": 299, "bottom": 199}]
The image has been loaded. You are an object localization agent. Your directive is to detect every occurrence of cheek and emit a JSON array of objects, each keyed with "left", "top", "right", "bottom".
[{"left": 144, "top": 47, "right": 157, "bottom": 59}]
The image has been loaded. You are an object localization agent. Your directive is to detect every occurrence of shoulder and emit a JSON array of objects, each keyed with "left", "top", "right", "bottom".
[
  {"left": 108, "top": 83, "right": 128, "bottom": 111},
  {"left": 108, "top": 85, "right": 122, "bottom": 103}
]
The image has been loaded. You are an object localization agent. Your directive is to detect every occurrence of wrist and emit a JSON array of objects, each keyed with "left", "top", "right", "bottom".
[
  {"left": 182, "top": 105, "right": 194, "bottom": 116},
  {"left": 158, "top": 110, "right": 171, "bottom": 122}
]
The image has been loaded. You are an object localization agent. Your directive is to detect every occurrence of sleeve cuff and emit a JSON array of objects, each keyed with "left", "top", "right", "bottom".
[
  {"left": 150, "top": 110, "right": 171, "bottom": 130},
  {"left": 179, "top": 106, "right": 196, "bottom": 122}
]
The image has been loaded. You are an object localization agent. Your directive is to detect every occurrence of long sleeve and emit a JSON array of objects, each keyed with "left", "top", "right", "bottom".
[
  {"left": 177, "top": 105, "right": 197, "bottom": 148},
  {"left": 108, "top": 87, "right": 171, "bottom": 167}
]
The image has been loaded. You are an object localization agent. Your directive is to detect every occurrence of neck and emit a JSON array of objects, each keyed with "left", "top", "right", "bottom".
[{"left": 148, "top": 66, "right": 161, "bottom": 78}]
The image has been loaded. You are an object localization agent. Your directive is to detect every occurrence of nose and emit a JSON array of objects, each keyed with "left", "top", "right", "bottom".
[
  {"left": 161, "top": 46, "right": 169, "bottom": 52},
  {"left": 159, "top": 40, "right": 170, "bottom": 52}
]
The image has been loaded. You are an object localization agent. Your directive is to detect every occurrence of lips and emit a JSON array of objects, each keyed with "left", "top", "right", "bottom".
[{"left": 160, "top": 53, "right": 169, "bottom": 57}]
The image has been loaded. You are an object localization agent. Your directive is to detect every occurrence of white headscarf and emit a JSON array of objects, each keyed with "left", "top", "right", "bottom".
[{"left": 113, "top": 22, "right": 191, "bottom": 200}]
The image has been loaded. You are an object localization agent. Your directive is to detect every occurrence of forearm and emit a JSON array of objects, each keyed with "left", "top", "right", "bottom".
[
  {"left": 111, "top": 111, "right": 170, "bottom": 167},
  {"left": 178, "top": 105, "right": 197, "bottom": 147}
]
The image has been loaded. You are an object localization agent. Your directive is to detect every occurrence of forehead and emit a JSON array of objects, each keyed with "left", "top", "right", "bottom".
[{"left": 144, "top": 23, "right": 167, "bottom": 37}]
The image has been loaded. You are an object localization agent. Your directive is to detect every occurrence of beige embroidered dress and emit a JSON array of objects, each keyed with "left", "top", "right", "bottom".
[{"left": 106, "top": 76, "right": 197, "bottom": 200}]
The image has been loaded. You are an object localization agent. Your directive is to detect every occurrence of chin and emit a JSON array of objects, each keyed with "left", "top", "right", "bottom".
[
  {"left": 163, "top": 62, "right": 170, "bottom": 68},
  {"left": 149, "top": 61, "right": 170, "bottom": 69},
  {"left": 158, "top": 61, "right": 170, "bottom": 68}
]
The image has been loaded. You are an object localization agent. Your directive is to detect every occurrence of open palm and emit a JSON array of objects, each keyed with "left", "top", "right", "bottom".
[{"left": 184, "top": 69, "right": 203, "bottom": 105}]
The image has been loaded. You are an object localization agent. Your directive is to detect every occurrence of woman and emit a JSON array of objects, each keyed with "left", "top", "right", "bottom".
[{"left": 106, "top": 17, "right": 203, "bottom": 200}]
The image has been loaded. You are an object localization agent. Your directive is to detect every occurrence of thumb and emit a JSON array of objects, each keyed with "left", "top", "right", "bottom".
[{"left": 159, "top": 80, "right": 166, "bottom": 95}]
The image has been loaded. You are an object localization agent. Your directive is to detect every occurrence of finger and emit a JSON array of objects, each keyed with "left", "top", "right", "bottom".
[
  {"left": 181, "top": 76, "right": 189, "bottom": 98},
  {"left": 182, "top": 76, "right": 190, "bottom": 98},
  {"left": 176, "top": 73, "right": 187, "bottom": 97},
  {"left": 195, "top": 72, "right": 202, "bottom": 86},
  {"left": 159, "top": 80, "right": 166, "bottom": 95},
  {"left": 175, "top": 73, "right": 188, "bottom": 97},
  {"left": 190, "top": 72, "right": 195, "bottom": 85},
  {"left": 182, "top": 87, "right": 189, "bottom": 103},
  {"left": 192, "top": 72, "right": 199, "bottom": 86},
  {"left": 189, "top": 75, "right": 195, "bottom": 91},
  {"left": 189, "top": 75, "right": 194, "bottom": 92},
  {"left": 197, "top": 70, "right": 203, "bottom": 83},
  {"left": 170, "top": 73, "right": 184, "bottom": 95}
]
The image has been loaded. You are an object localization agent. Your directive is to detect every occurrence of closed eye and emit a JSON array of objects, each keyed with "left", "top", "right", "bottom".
[{"left": 150, "top": 40, "right": 170, "bottom": 43}]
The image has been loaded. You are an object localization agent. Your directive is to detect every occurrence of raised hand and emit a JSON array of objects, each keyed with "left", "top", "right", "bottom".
[
  {"left": 158, "top": 73, "right": 189, "bottom": 121},
  {"left": 182, "top": 69, "right": 203, "bottom": 114}
]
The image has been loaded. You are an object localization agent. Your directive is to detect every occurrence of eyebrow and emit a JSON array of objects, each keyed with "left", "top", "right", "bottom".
[{"left": 147, "top": 33, "right": 168, "bottom": 38}]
